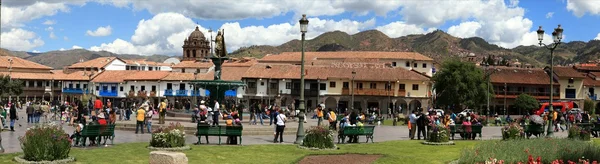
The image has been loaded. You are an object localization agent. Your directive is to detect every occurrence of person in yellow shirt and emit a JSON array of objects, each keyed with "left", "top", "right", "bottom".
[
  {"left": 316, "top": 106, "right": 324, "bottom": 126},
  {"left": 135, "top": 107, "right": 146, "bottom": 134},
  {"left": 328, "top": 109, "right": 337, "bottom": 130},
  {"left": 159, "top": 99, "right": 167, "bottom": 124}
]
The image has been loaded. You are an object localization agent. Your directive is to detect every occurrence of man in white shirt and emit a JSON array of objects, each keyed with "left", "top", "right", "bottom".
[{"left": 212, "top": 100, "right": 220, "bottom": 126}]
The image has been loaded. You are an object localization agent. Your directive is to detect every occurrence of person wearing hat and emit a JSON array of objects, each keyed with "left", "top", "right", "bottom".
[{"left": 136, "top": 105, "right": 146, "bottom": 134}]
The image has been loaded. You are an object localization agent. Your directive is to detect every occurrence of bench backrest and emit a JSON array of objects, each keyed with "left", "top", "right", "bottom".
[
  {"left": 471, "top": 125, "right": 483, "bottom": 133},
  {"left": 197, "top": 125, "right": 243, "bottom": 135},
  {"left": 81, "top": 124, "right": 116, "bottom": 136},
  {"left": 343, "top": 126, "right": 375, "bottom": 135},
  {"left": 224, "top": 126, "right": 243, "bottom": 136}
]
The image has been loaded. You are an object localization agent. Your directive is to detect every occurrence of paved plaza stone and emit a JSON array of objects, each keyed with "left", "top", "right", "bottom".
[{"left": 0, "top": 108, "right": 569, "bottom": 153}]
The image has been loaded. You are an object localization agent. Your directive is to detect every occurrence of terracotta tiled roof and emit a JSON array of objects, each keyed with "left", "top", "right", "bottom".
[
  {"left": 68, "top": 57, "right": 121, "bottom": 69},
  {"left": 590, "top": 72, "right": 600, "bottom": 78},
  {"left": 50, "top": 70, "right": 96, "bottom": 81},
  {"left": 553, "top": 66, "right": 586, "bottom": 78},
  {"left": 196, "top": 66, "right": 252, "bottom": 81},
  {"left": 222, "top": 59, "right": 257, "bottom": 67},
  {"left": 574, "top": 65, "right": 600, "bottom": 72},
  {"left": 91, "top": 71, "right": 170, "bottom": 83},
  {"left": 259, "top": 51, "right": 433, "bottom": 62},
  {"left": 0, "top": 56, "right": 52, "bottom": 70},
  {"left": 490, "top": 68, "right": 556, "bottom": 85},
  {"left": 0, "top": 71, "right": 55, "bottom": 80},
  {"left": 583, "top": 74, "right": 600, "bottom": 87},
  {"left": 161, "top": 72, "right": 196, "bottom": 81},
  {"left": 242, "top": 64, "right": 429, "bottom": 81},
  {"left": 171, "top": 61, "right": 213, "bottom": 68}
]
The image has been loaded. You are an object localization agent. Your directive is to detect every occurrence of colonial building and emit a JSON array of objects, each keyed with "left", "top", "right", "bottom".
[
  {"left": 489, "top": 67, "right": 560, "bottom": 115},
  {"left": 0, "top": 56, "right": 59, "bottom": 102},
  {"left": 244, "top": 51, "right": 434, "bottom": 114}
]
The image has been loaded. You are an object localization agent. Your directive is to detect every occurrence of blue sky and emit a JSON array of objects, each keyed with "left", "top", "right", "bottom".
[{"left": 1, "top": 0, "right": 600, "bottom": 56}]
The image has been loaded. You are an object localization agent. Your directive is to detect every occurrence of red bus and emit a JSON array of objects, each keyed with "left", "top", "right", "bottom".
[{"left": 534, "top": 101, "right": 574, "bottom": 115}]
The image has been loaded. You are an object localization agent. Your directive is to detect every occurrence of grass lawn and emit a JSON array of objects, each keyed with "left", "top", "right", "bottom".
[{"left": 1, "top": 139, "right": 597, "bottom": 164}]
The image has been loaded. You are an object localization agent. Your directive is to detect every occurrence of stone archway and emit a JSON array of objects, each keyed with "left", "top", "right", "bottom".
[
  {"left": 396, "top": 99, "right": 407, "bottom": 115},
  {"left": 324, "top": 97, "right": 337, "bottom": 111},
  {"left": 573, "top": 102, "right": 579, "bottom": 108},
  {"left": 409, "top": 99, "right": 422, "bottom": 112}
]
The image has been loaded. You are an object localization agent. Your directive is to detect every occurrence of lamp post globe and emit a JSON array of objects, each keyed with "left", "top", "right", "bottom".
[{"left": 294, "top": 14, "right": 309, "bottom": 145}]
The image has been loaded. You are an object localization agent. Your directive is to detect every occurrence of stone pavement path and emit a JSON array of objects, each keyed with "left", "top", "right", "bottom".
[{"left": 0, "top": 108, "right": 570, "bottom": 153}]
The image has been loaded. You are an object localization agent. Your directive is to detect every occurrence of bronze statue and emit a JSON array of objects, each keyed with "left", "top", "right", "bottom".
[{"left": 214, "top": 29, "right": 227, "bottom": 57}]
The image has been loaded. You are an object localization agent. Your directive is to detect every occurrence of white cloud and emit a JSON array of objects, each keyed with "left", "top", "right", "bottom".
[
  {"left": 86, "top": 26, "right": 112, "bottom": 37},
  {"left": 0, "top": 28, "right": 45, "bottom": 51},
  {"left": 595, "top": 33, "right": 600, "bottom": 40},
  {"left": 45, "top": 26, "right": 54, "bottom": 31},
  {"left": 567, "top": 0, "right": 600, "bottom": 17},
  {"left": 375, "top": 22, "right": 434, "bottom": 38},
  {"left": 49, "top": 32, "right": 57, "bottom": 39},
  {"left": 1, "top": 2, "right": 70, "bottom": 29},
  {"left": 32, "top": 50, "right": 41, "bottom": 53},
  {"left": 71, "top": 45, "right": 83, "bottom": 49},
  {"left": 546, "top": 12, "right": 554, "bottom": 18},
  {"left": 518, "top": 31, "right": 553, "bottom": 47},
  {"left": 59, "top": 48, "right": 66, "bottom": 51},
  {"left": 63, "top": 36, "right": 69, "bottom": 41},
  {"left": 447, "top": 21, "right": 482, "bottom": 38},
  {"left": 43, "top": 20, "right": 56, "bottom": 25},
  {"left": 91, "top": 12, "right": 377, "bottom": 55}
]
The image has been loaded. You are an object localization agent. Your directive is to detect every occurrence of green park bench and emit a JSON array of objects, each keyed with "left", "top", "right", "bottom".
[
  {"left": 449, "top": 124, "right": 483, "bottom": 140},
  {"left": 522, "top": 124, "right": 544, "bottom": 138},
  {"left": 337, "top": 126, "right": 375, "bottom": 144},
  {"left": 196, "top": 125, "right": 243, "bottom": 145},
  {"left": 76, "top": 124, "right": 116, "bottom": 147}
]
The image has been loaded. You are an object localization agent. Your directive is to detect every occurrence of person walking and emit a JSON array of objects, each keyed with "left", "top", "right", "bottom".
[
  {"left": 274, "top": 109, "right": 287, "bottom": 143},
  {"left": 26, "top": 104, "right": 34, "bottom": 124},
  {"left": 328, "top": 108, "right": 337, "bottom": 130},
  {"left": 135, "top": 106, "right": 146, "bottom": 134},
  {"left": 249, "top": 102, "right": 256, "bottom": 125},
  {"left": 158, "top": 99, "right": 167, "bottom": 124},
  {"left": 145, "top": 107, "right": 153, "bottom": 133},
  {"left": 9, "top": 103, "right": 18, "bottom": 132},
  {"left": 316, "top": 106, "right": 324, "bottom": 126},
  {"left": 409, "top": 110, "right": 419, "bottom": 139}
]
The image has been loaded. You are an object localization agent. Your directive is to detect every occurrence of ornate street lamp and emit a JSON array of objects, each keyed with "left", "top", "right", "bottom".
[
  {"left": 294, "top": 14, "right": 309, "bottom": 145},
  {"left": 536, "top": 24, "right": 563, "bottom": 137}
]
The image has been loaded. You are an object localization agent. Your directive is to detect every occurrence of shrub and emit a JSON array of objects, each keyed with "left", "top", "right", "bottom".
[
  {"left": 19, "top": 123, "right": 71, "bottom": 161},
  {"left": 427, "top": 125, "right": 450, "bottom": 143},
  {"left": 302, "top": 126, "right": 335, "bottom": 149},
  {"left": 150, "top": 122, "right": 185, "bottom": 148},
  {"left": 501, "top": 123, "right": 524, "bottom": 140},
  {"left": 568, "top": 125, "right": 591, "bottom": 141},
  {"left": 458, "top": 139, "right": 600, "bottom": 164}
]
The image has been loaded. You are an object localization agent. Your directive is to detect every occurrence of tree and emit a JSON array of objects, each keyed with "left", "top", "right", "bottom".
[
  {"left": 486, "top": 55, "right": 496, "bottom": 66},
  {"left": 432, "top": 59, "right": 493, "bottom": 110},
  {"left": 584, "top": 99, "right": 595, "bottom": 115},
  {"left": 514, "top": 94, "right": 539, "bottom": 114},
  {"left": 0, "top": 75, "right": 24, "bottom": 103}
]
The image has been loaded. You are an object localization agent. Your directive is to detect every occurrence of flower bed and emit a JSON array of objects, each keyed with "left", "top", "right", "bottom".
[
  {"left": 422, "top": 125, "right": 452, "bottom": 145},
  {"left": 568, "top": 126, "right": 591, "bottom": 141},
  {"left": 302, "top": 126, "right": 335, "bottom": 149},
  {"left": 17, "top": 123, "right": 73, "bottom": 163},
  {"left": 14, "top": 156, "right": 75, "bottom": 164},
  {"left": 458, "top": 139, "right": 600, "bottom": 164},
  {"left": 501, "top": 123, "right": 524, "bottom": 140},
  {"left": 147, "top": 145, "right": 191, "bottom": 151},
  {"left": 149, "top": 122, "right": 186, "bottom": 149}
]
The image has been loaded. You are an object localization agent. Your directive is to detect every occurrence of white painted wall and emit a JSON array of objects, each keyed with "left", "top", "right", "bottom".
[
  {"left": 385, "top": 59, "right": 433, "bottom": 77},
  {"left": 105, "top": 59, "right": 127, "bottom": 71},
  {"left": 279, "top": 80, "right": 291, "bottom": 94},
  {"left": 160, "top": 66, "right": 172, "bottom": 71},
  {"left": 256, "top": 79, "right": 268, "bottom": 97}
]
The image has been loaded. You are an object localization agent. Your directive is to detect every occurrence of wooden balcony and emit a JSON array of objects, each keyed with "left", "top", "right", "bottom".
[
  {"left": 268, "top": 88, "right": 280, "bottom": 95},
  {"left": 246, "top": 88, "right": 257, "bottom": 94},
  {"left": 127, "top": 91, "right": 136, "bottom": 97},
  {"left": 138, "top": 91, "right": 148, "bottom": 98},
  {"left": 398, "top": 89, "right": 406, "bottom": 97},
  {"left": 150, "top": 91, "right": 157, "bottom": 97},
  {"left": 495, "top": 91, "right": 560, "bottom": 99}
]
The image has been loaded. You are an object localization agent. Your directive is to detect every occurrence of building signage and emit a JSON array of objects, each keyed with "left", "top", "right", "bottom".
[{"left": 330, "top": 62, "right": 388, "bottom": 69}]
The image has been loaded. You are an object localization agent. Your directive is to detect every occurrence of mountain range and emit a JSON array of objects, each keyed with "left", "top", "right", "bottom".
[{"left": 2, "top": 30, "right": 600, "bottom": 69}]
